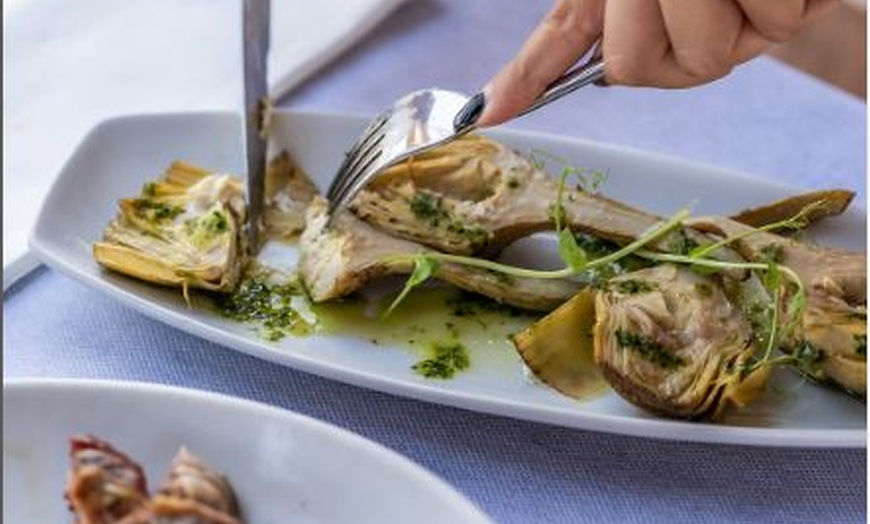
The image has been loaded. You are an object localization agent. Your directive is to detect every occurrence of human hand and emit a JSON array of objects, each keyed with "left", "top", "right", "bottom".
[{"left": 474, "top": 0, "right": 837, "bottom": 127}]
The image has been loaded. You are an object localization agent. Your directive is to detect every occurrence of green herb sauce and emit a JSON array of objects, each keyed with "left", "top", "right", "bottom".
[
  {"left": 141, "top": 182, "right": 158, "bottom": 198},
  {"left": 215, "top": 278, "right": 314, "bottom": 341},
  {"left": 409, "top": 191, "right": 448, "bottom": 226},
  {"left": 446, "top": 221, "right": 488, "bottom": 245},
  {"left": 614, "top": 329, "right": 685, "bottom": 369},
  {"left": 132, "top": 198, "right": 185, "bottom": 222},
  {"left": 313, "top": 287, "right": 537, "bottom": 379},
  {"left": 185, "top": 209, "right": 229, "bottom": 247},
  {"left": 612, "top": 279, "right": 656, "bottom": 295},
  {"left": 412, "top": 341, "right": 471, "bottom": 379},
  {"left": 667, "top": 230, "right": 699, "bottom": 256},
  {"left": 409, "top": 191, "right": 489, "bottom": 247},
  {"left": 693, "top": 281, "right": 714, "bottom": 298}
]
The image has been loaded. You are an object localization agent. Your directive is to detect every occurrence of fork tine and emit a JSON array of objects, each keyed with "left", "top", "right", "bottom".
[
  {"left": 326, "top": 88, "right": 479, "bottom": 224},
  {"left": 329, "top": 136, "right": 385, "bottom": 210},
  {"left": 327, "top": 122, "right": 387, "bottom": 202},
  {"left": 337, "top": 130, "right": 385, "bottom": 188},
  {"left": 329, "top": 151, "right": 384, "bottom": 216},
  {"left": 327, "top": 112, "right": 390, "bottom": 200}
]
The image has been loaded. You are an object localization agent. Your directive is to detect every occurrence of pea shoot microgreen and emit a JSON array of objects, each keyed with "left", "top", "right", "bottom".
[
  {"left": 379, "top": 156, "right": 827, "bottom": 381},
  {"left": 383, "top": 166, "right": 687, "bottom": 311},
  {"left": 386, "top": 256, "right": 438, "bottom": 316}
]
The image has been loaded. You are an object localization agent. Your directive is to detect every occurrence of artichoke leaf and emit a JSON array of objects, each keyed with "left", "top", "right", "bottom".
[
  {"left": 728, "top": 189, "right": 854, "bottom": 230},
  {"left": 511, "top": 288, "right": 606, "bottom": 399}
]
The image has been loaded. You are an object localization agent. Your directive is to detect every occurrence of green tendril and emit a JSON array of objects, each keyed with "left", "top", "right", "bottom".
[
  {"left": 688, "top": 200, "right": 825, "bottom": 260},
  {"left": 380, "top": 171, "right": 817, "bottom": 384}
]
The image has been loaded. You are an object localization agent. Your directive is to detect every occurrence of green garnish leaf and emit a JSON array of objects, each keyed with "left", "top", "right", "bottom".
[
  {"left": 387, "top": 256, "right": 438, "bottom": 316},
  {"left": 558, "top": 228, "right": 588, "bottom": 271},
  {"left": 689, "top": 201, "right": 824, "bottom": 261},
  {"left": 551, "top": 165, "right": 588, "bottom": 271},
  {"left": 528, "top": 148, "right": 607, "bottom": 194},
  {"left": 669, "top": 230, "right": 700, "bottom": 256}
]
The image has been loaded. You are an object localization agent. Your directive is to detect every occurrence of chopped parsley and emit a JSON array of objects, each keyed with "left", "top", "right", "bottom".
[
  {"left": 668, "top": 230, "right": 700, "bottom": 256},
  {"left": 409, "top": 191, "right": 448, "bottom": 226},
  {"left": 409, "top": 191, "right": 489, "bottom": 247},
  {"left": 141, "top": 182, "right": 158, "bottom": 197},
  {"left": 446, "top": 221, "right": 488, "bottom": 245},
  {"left": 184, "top": 209, "right": 230, "bottom": 247},
  {"left": 203, "top": 209, "right": 229, "bottom": 233},
  {"left": 692, "top": 281, "right": 714, "bottom": 298},
  {"left": 614, "top": 329, "right": 685, "bottom": 369},
  {"left": 412, "top": 341, "right": 470, "bottom": 379},
  {"left": 215, "top": 278, "right": 314, "bottom": 340},
  {"left": 612, "top": 279, "right": 657, "bottom": 295},
  {"left": 855, "top": 334, "right": 866, "bottom": 357},
  {"left": 132, "top": 198, "right": 185, "bottom": 221}
]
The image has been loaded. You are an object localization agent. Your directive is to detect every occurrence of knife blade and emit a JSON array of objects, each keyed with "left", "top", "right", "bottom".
[{"left": 243, "top": 0, "right": 270, "bottom": 252}]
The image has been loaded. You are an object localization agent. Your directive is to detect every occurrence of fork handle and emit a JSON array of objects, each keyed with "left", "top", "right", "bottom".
[{"left": 518, "top": 58, "right": 606, "bottom": 117}]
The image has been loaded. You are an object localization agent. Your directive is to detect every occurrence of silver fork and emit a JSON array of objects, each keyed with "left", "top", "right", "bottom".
[{"left": 326, "top": 57, "right": 605, "bottom": 218}]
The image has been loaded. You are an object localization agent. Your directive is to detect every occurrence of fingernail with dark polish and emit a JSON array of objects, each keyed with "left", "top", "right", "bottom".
[{"left": 453, "top": 92, "right": 486, "bottom": 132}]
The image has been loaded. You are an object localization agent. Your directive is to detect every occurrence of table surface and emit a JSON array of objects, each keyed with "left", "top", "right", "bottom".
[{"left": 5, "top": 2, "right": 867, "bottom": 523}]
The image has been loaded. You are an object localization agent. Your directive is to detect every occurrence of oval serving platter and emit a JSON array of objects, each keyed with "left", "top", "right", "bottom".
[{"left": 30, "top": 110, "right": 867, "bottom": 447}]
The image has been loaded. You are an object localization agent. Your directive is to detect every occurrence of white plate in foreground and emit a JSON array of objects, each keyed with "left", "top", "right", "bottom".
[
  {"left": 30, "top": 110, "right": 867, "bottom": 447},
  {"left": 2, "top": 378, "right": 493, "bottom": 523}
]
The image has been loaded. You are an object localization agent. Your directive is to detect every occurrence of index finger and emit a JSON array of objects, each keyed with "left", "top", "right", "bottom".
[{"left": 477, "top": 0, "right": 605, "bottom": 127}]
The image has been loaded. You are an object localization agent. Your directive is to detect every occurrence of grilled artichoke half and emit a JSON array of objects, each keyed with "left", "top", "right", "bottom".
[
  {"left": 593, "top": 265, "right": 768, "bottom": 420},
  {"left": 796, "top": 269, "right": 866, "bottom": 396},
  {"left": 689, "top": 216, "right": 867, "bottom": 397},
  {"left": 93, "top": 162, "right": 246, "bottom": 294}
]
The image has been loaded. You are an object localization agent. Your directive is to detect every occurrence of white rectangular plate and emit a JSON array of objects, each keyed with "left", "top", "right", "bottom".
[{"left": 31, "top": 110, "right": 867, "bottom": 447}]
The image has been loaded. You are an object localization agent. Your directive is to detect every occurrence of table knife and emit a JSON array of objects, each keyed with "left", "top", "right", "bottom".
[{"left": 242, "top": 0, "right": 270, "bottom": 252}]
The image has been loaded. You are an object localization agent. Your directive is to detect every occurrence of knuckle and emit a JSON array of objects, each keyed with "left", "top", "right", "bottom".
[
  {"left": 757, "top": 20, "right": 801, "bottom": 43},
  {"left": 571, "top": 18, "right": 600, "bottom": 42},
  {"left": 545, "top": 0, "right": 601, "bottom": 40},
  {"left": 509, "top": 60, "right": 552, "bottom": 96},
  {"left": 604, "top": 55, "right": 649, "bottom": 86},
  {"left": 674, "top": 49, "right": 733, "bottom": 80}
]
